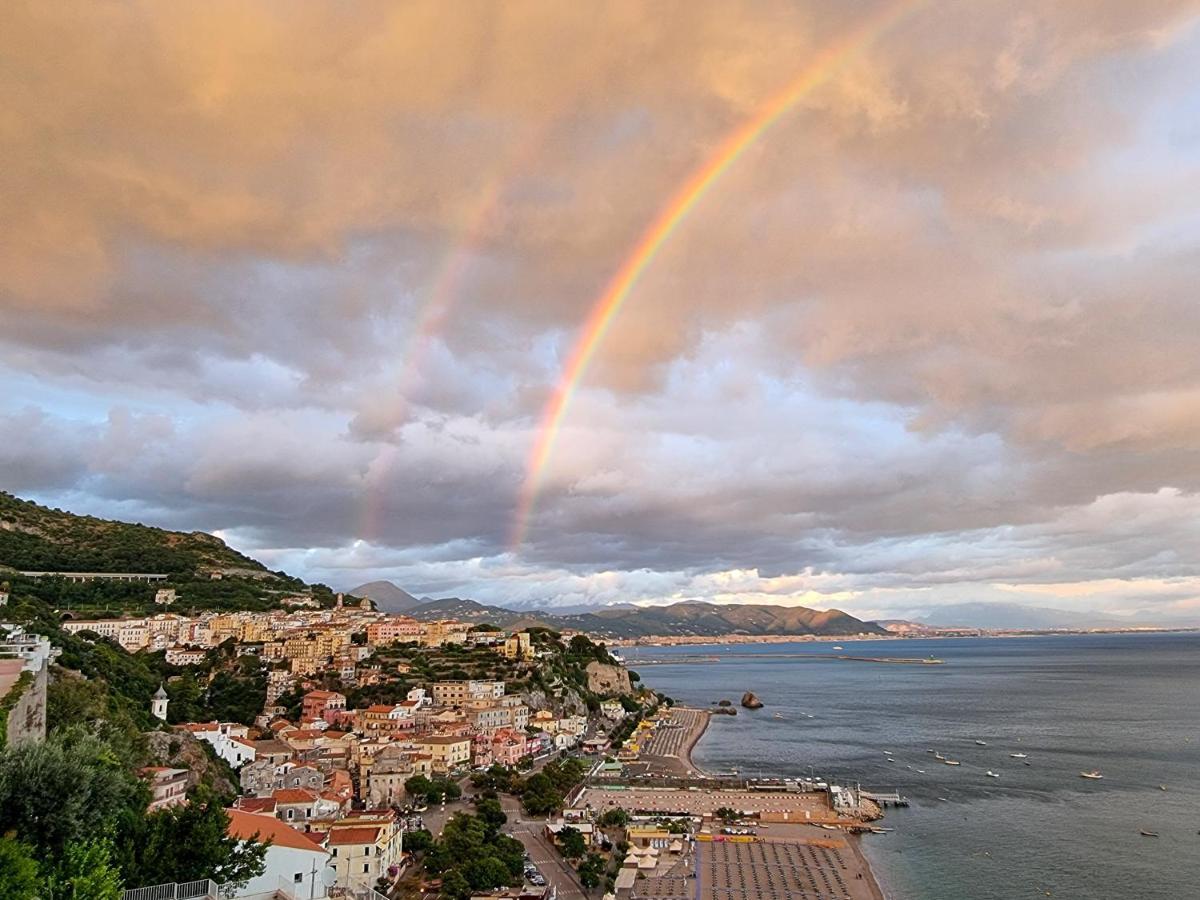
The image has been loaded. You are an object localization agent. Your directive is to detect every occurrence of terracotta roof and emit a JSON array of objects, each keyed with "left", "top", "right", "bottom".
[
  {"left": 272, "top": 788, "right": 318, "bottom": 804},
  {"left": 304, "top": 690, "right": 340, "bottom": 699},
  {"left": 226, "top": 808, "right": 328, "bottom": 853},
  {"left": 328, "top": 826, "right": 382, "bottom": 845},
  {"left": 364, "top": 704, "right": 397, "bottom": 714},
  {"left": 236, "top": 797, "right": 278, "bottom": 814}
]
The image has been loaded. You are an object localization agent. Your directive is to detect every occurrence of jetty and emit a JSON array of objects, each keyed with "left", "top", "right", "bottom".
[{"left": 860, "top": 790, "right": 910, "bottom": 808}]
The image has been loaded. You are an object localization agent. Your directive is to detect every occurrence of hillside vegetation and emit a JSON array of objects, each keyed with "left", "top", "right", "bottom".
[
  {"left": 0, "top": 492, "right": 263, "bottom": 574},
  {"left": 406, "top": 597, "right": 885, "bottom": 638}
]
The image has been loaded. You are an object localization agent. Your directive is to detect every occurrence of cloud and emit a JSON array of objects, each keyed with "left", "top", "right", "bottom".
[{"left": 3, "top": 1, "right": 1200, "bottom": 618}]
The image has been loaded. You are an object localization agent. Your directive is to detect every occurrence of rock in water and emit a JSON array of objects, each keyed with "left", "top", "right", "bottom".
[{"left": 741, "top": 691, "right": 764, "bottom": 709}]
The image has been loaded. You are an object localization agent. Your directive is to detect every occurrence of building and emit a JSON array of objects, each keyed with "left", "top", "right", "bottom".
[
  {"left": 302, "top": 690, "right": 347, "bottom": 722},
  {"left": 180, "top": 722, "right": 257, "bottom": 768},
  {"left": 154, "top": 588, "right": 177, "bottom": 605},
  {"left": 273, "top": 787, "right": 341, "bottom": 824},
  {"left": 366, "top": 747, "right": 416, "bottom": 808},
  {"left": 165, "top": 646, "right": 207, "bottom": 666},
  {"left": 600, "top": 699, "right": 626, "bottom": 720},
  {"left": 225, "top": 808, "right": 332, "bottom": 899},
  {"left": 503, "top": 631, "right": 533, "bottom": 660},
  {"left": 430, "top": 680, "right": 504, "bottom": 706},
  {"left": 152, "top": 684, "right": 169, "bottom": 721},
  {"left": 490, "top": 729, "right": 529, "bottom": 767},
  {"left": 412, "top": 734, "right": 472, "bottom": 774},
  {"left": 365, "top": 618, "right": 423, "bottom": 646},
  {"left": 140, "top": 767, "right": 189, "bottom": 812},
  {"left": 329, "top": 815, "right": 402, "bottom": 888}
]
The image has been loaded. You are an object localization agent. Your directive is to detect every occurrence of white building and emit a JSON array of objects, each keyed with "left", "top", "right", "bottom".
[
  {"left": 225, "top": 808, "right": 332, "bottom": 899},
  {"left": 181, "top": 722, "right": 257, "bottom": 768}
]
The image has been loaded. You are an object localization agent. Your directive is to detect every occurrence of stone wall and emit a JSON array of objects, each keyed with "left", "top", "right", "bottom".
[{"left": 1, "top": 662, "right": 47, "bottom": 747}]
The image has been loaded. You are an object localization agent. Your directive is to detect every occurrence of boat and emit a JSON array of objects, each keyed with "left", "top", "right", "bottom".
[
  {"left": 985, "top": 771, "right": 999, "bottom": 778},
  {"left": 1140, "top": 830, "right": 1159, "bottom": 837},
  {"left": 1159, "top": 785, "right": 1168, "bottom": 792},
  {"left": 1080, "top": 771, "right": 1103, "bottom": 780},
  {"left": 832, "top": 646, "right": 843, "bottom": 651},
  {"left": 916, "top": 769, "right": 926, "bottom": 774},
  {"left": 1010, "top": 753, "right": 1027, "bottom": 759},
  {"left": 937, "top": 797, "right": 949, "bottom": 802},
  {"left": 975, "top": 740, "right": 988, "bottom": 746},
  {"left": 944, "top": 759, "right": 961, "bottom": 766},
  {"left": 934, "top": 753, "right": 945, "bottom": 760},
  {"left": 773, "top": 713, "right": 784, "bottom": 720}
]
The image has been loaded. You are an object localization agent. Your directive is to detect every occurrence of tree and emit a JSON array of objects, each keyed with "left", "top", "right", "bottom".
[
  {"left": 557, "top": 825, "right": 587, "bottom": 859},
  {"left": 598, "top": 807, "right": 630, "bottom": 828},
  {"left": 120, "top": 796, "right": 267, "bottom": 890},
  {"left": 0, "top": 837, "right": 40, "bottom": 900},
  {"left": 45, "top": 837, "right": 124, "bottom": 900},
  {"left": 0, "top": 726, "right": 147, "bottom": 859},
  {"left": 520, "top": 772, "right": 561, "bottom": 816},
  {"left": 439, "top": 868, "right": 470, "bottom": 900},
  {"left": 475, "top": 797, "right": 507, "bottom": 837},
  {"left": 578, "top": 851, "right": 605, "bottom": 889},
  {"left": 404, "top": 828, "right": 433, "bottom": 853},
  {"left": 714, "top": 807, "right": 739, "bottom": 824}
]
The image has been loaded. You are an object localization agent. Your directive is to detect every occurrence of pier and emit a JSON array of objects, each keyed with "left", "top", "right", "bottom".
[{"left": 860, "top": 791, "right": 910, "bottom": 808}]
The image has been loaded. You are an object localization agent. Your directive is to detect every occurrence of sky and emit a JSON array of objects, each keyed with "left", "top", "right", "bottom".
[{"left": 4, "top": 1, "right": 1200, "bottom": 623}]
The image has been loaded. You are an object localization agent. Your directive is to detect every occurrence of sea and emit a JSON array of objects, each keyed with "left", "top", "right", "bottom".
[{"left": 622, "top": 632, "right": 1200, "bottom": 900}]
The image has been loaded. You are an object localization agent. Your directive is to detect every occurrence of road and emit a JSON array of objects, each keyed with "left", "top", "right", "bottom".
[{"left": 500, "top": 794, "right": 589, "bottom": 900}]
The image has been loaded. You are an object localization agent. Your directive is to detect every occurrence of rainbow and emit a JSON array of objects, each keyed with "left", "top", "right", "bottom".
[
  {"left": 511, "top": 1, "right": 919, "bottom": 548},
  {"left": 358, "top": 124, "right": 556, "bottom": 543}
]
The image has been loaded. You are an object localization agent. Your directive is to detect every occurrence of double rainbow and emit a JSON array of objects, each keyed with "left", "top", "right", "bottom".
[{"left": 511, "top": 1, "right": 919, "bottom": 548}]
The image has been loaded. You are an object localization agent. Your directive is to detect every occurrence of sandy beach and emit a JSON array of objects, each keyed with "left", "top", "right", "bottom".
[{"left": 614, "top": 705, "right": 888, "bottom": 899}]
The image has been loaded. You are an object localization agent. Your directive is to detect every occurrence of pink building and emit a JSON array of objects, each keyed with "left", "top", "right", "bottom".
[{"left": 491, "top": 728, "right": 528, "bottom": 767}]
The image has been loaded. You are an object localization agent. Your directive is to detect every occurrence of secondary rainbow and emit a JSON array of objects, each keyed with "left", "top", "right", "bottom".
[
  {"left": 511, "top": 1, "right": 920, "bottom": 548},
  {"left": 357, "top": 122, "right": 559, "bottom": 543}
]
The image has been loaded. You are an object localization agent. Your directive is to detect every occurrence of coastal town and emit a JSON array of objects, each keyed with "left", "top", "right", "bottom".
[{"left": 2, "top": 571, "right": 890, "bottom": 900}]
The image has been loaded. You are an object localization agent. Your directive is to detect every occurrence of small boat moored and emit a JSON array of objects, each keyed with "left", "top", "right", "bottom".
[
  {"left": 1140, "top": 830, "right": 1159, "bottom": 837},
  {"left": 1080, "top": 771, "right": 1103, "bottom": 780},
  {"left": 1010, "top": 753, "right": 1027, "bottom": 759},
  {"left": 985, "top": 771, "right": 999, "bottom": 778}
]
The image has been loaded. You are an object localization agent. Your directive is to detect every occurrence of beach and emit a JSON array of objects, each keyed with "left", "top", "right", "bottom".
[{"left": 605, "top": 705, "right": 888, "bottom": 899}]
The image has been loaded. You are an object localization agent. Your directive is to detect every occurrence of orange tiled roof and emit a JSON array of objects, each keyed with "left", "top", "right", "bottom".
[
  {"left": 328, "top": 826, "right": 382, "bottom": 845},
  {"left": 272, "top": 788, "right": 318, "bottom": 804},
  {"left": 226, "top": 808, "right": 327, "bottom": 853}
]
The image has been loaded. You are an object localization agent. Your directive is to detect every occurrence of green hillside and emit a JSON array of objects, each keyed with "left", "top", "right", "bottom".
[{"left": 0, "top": 492, "right": 264, "bottom": 575}]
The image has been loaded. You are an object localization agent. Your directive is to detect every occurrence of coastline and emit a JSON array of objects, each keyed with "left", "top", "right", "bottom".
[
  {"left": 677, "top": 705, "right": 709, "bottom": 776},
  {"left": 667, "top": 703, "right": 888, "bottom": 900}
]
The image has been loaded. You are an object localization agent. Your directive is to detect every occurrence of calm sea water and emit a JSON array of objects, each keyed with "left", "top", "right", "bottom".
[{"left": 624, "top": 633, "right": 1200, "bottom": 900}]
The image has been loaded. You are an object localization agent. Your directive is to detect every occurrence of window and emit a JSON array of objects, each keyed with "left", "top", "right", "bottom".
[
  {"left": 332, "top": 848, "right": 337, "bottom": 856},
  {"left": 293, "top": 874, "right": 303, "bottom": 884},
  {"left": 363, "top": 864, "right": 369, "bottom": 874}
]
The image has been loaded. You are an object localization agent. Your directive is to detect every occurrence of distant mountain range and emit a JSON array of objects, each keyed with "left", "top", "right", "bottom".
[
  {"left": 356, "top": 586, "right": 887, "bottom": 639},
  {"left": 918, "top": 602, "right": 1135, "bottom": 630}
]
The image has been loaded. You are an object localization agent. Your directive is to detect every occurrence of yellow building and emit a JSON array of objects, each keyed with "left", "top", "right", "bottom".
[{"left": 413, "top": 735, "right": 472, "bottom": 773}]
